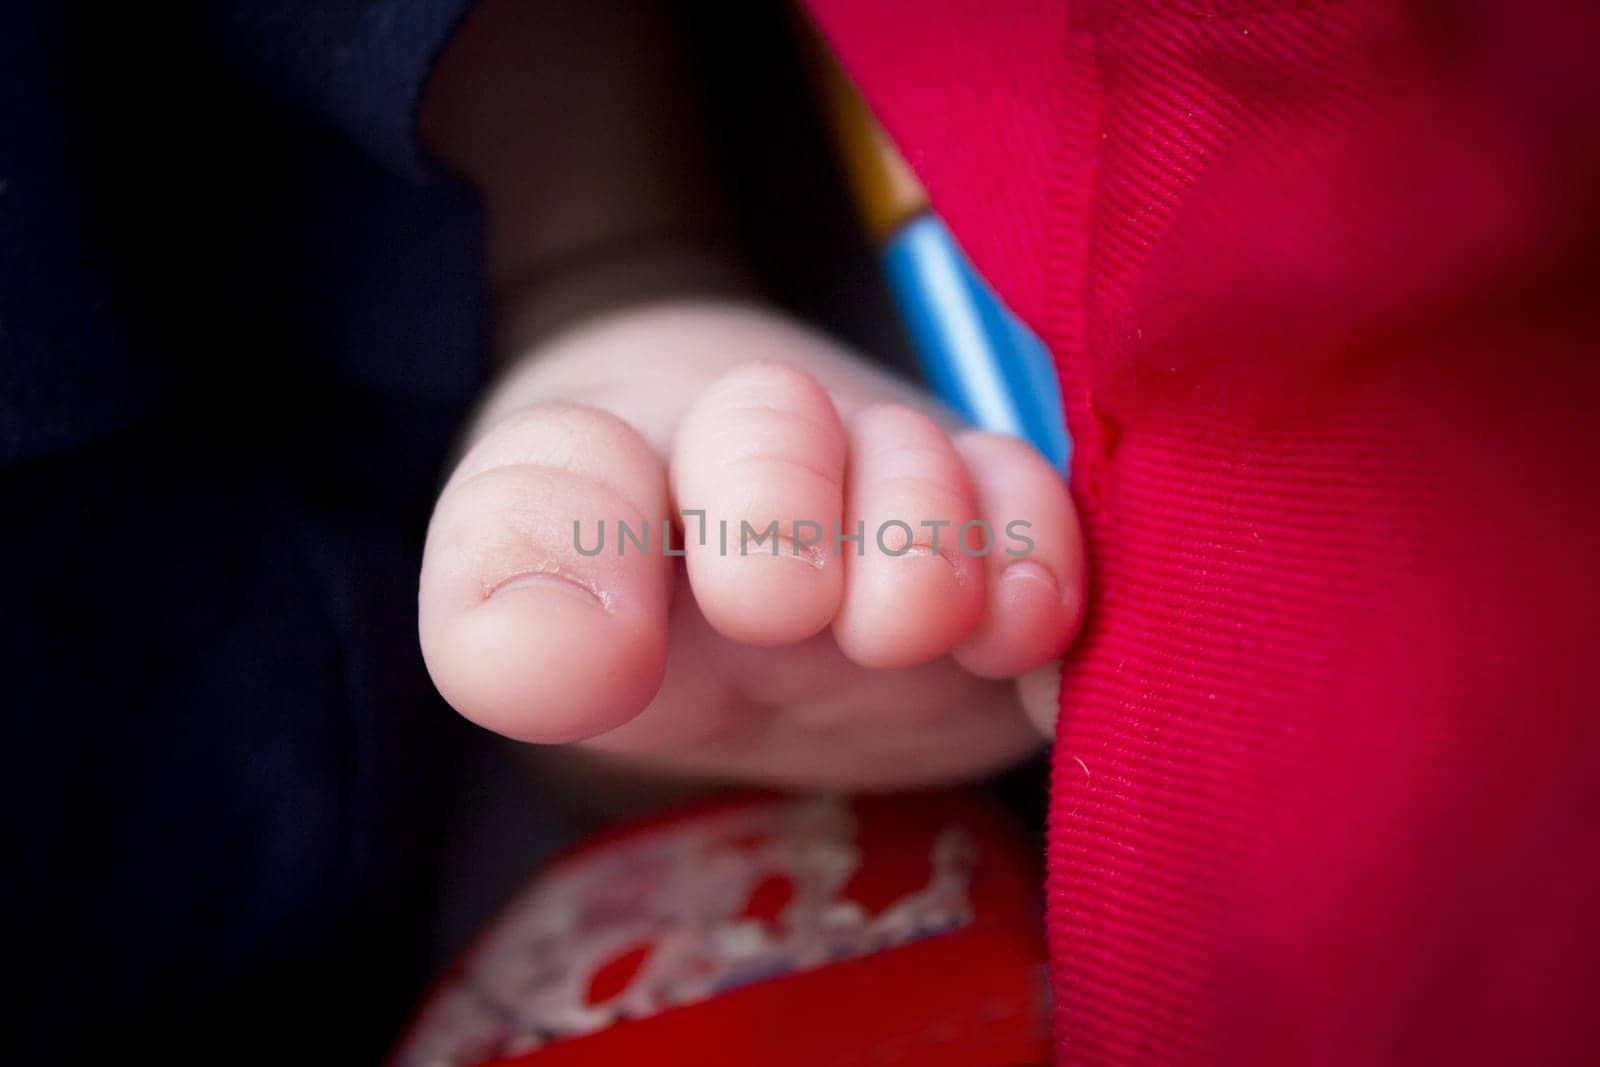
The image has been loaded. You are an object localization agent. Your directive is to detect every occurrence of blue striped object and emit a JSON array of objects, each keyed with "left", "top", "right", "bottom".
[{"left": 881, "top": 215, "right": 1071, "bottom": 471}]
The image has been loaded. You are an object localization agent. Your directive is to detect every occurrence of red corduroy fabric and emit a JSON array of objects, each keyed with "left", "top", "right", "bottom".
[{"left": 805, "top": 1, "right": 1600, "bottom": 1063}]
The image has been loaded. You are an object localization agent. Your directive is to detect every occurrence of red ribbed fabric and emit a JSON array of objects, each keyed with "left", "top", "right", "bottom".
[{"left": 805, "top": 1, "right": 1600, "bottom": 1063}]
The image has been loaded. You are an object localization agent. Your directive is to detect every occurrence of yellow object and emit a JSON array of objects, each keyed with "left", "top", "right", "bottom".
[{"left": 809, "top": 38, "right": 929, "bottom": 242}]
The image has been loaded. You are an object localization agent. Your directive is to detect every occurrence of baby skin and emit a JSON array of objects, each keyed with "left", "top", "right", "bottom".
[{"left": 418, "top": 301, "right": 1086, "bottom": 789}]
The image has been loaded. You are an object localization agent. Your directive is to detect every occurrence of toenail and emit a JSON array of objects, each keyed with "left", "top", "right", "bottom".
[{"left": 487, "top": 567, "right": 611, "bottom": 612}]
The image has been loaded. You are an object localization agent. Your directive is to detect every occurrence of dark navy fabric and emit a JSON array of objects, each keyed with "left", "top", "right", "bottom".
[{"left": 3, "top": 1, "right": 487, "bottom": 1057}]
